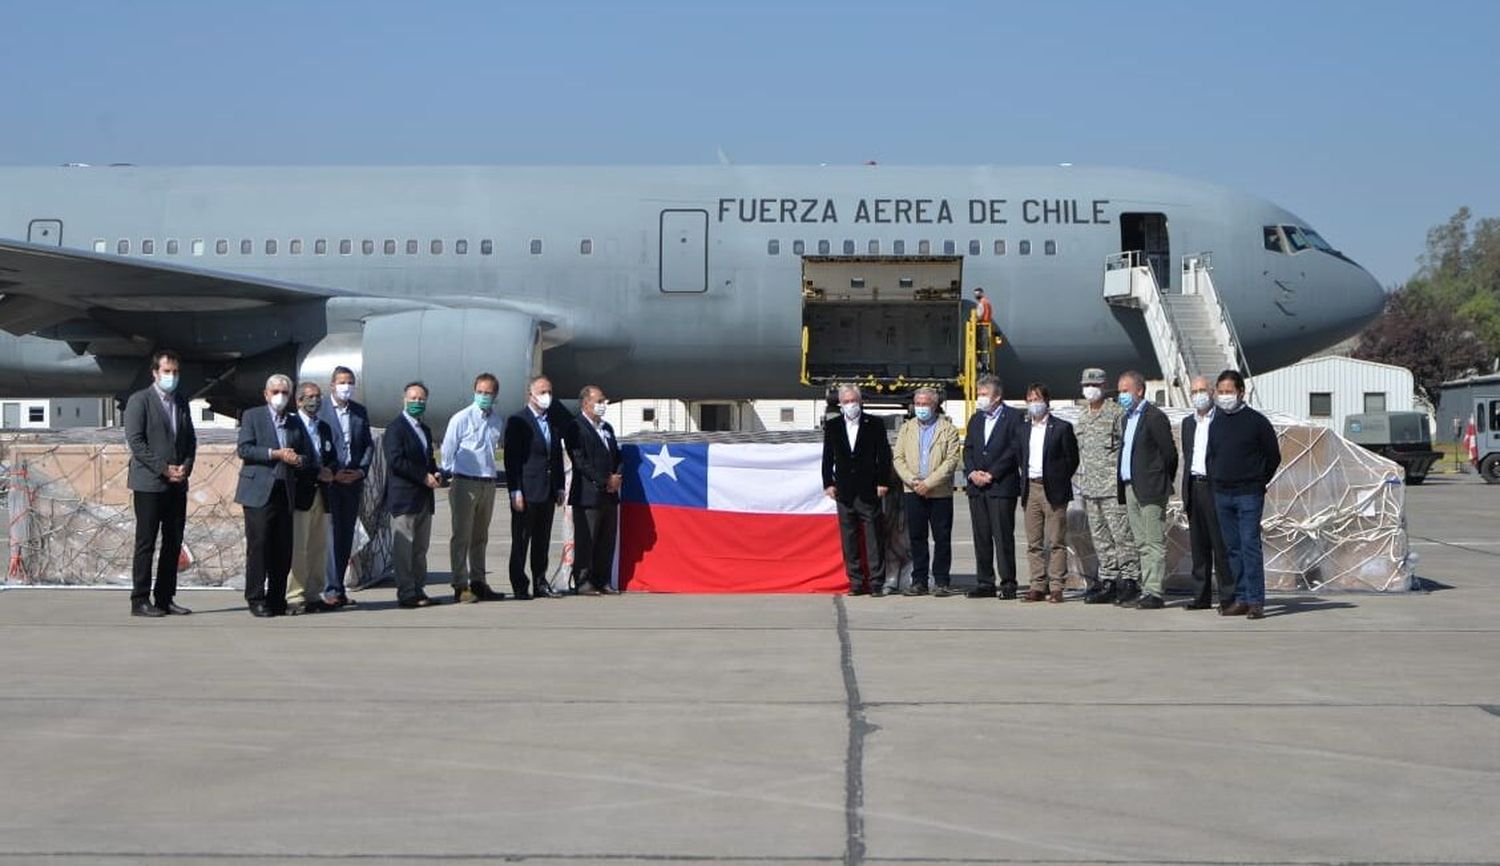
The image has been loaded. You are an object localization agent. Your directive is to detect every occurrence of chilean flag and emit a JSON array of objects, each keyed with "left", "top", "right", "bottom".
[{"left": 617, "top": 442, "right": 846, "bottom": 593}]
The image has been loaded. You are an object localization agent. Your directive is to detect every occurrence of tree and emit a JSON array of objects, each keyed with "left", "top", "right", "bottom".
[{"left": 1355, "top": 284, "right": 1489, "bottom": 408}]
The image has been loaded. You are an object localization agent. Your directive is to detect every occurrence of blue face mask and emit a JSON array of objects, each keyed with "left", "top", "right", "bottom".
[
  {"left": 914, "top": 406, "right": 934, "bottom": 422},
  {"left": 474, "top": 392, "right": 495, "bottom": 411},
  {"left": 1117, "top": 392, "right": 1135, "bottom": 411}
]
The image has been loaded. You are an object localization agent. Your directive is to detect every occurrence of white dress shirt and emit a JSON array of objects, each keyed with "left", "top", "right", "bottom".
[
  {"left": 845, "top": 415, "right": 861, "bottom": 451},
  {"left": 1191, "top": 409, "right": 1214, "bottom": 477},
  {"left": 403, "top": 412, "right": 429, "bottom": 453},
  {"left": 982, "top": 406, "right": 1002, "bottom": 442},
  {"left": 1027, "top": 417, "right": 1048, "bottom": 479},
  {"left": 332, "top": 399, "right": 352, "bottom": 451},
  {"left": 299, "top": 410, "right": 322, "bottom": 461},
  {"left": 440, "top": 403, "right": 502, "bottom": 478}
]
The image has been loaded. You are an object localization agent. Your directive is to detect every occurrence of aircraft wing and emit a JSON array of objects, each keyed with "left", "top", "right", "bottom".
[{"left": 0, "top": 239, "right": 343, "bottom": 336}]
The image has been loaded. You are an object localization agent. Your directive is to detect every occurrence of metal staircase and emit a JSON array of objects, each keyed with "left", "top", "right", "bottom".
[{"left": 1103, "top": 251, "right": 1251, "bottom": 407}]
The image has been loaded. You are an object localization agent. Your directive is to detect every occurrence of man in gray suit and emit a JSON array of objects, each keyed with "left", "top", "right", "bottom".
[
  {"left": 123, "top": 349, "right": 197, "bottom": 618},
  {"left": 317, "top": 365, "right": 374, "bottom": 607},
  {"left": 236, "top": 373, "right": 305, "bottom": 617}
]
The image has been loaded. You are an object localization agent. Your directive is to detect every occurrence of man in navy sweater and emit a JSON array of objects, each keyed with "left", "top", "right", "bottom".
[{"left": 1205, "top": 370, "right": 1282, "bottom": 620}]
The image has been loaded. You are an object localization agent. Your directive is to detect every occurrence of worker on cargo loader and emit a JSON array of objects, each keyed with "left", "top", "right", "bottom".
[{"left": 973, "top": 287, "right": 994, "bottom": 324}]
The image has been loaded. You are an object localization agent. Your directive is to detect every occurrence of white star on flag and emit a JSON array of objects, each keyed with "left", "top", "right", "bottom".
[{"left": 645, "top": 444, "right": 685, "bottom": 481}]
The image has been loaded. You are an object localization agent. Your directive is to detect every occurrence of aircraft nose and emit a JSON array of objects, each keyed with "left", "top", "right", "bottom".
[{"left": 1345, "top": 259, "right": 1388, "bottom": 326}]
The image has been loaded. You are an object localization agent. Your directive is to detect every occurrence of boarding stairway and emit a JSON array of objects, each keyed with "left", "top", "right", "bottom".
[{"left": 1102, "top": 251, "right": 1252, "bottom": 407}]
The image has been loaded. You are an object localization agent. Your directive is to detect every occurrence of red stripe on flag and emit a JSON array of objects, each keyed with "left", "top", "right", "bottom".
[{"left": 619, "top": 503, "right": 847, "bottom": 593}]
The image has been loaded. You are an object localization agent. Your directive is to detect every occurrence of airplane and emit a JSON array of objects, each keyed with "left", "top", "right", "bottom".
[{"left": 0, "top": 164, "right": 1386, "bottom": 428}]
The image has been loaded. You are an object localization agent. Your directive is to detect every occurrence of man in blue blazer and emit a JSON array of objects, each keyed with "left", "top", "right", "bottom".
[
  {"left": 317, "top": 365, "right": 375, "bottom": 607},
  {"left": 963, "top": 374, "right": 1025, "bottom": 599},
  {"left": 384, "top": 381, "right": 443, "bottom": 608},
  {"left": 235, "top": 373, "right": 306, "bottom": 617},
  {"left": 504, "top": 375, "right": 567, "bottom": 599}
]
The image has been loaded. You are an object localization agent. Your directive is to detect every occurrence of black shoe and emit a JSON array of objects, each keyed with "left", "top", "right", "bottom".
[
  {"left": 1134, "top": 594, "right": 1165, "bottom": 610},
  {"left": 869, "top": 585, "right": 886, "bottom": 597},
  {"left": 131, "top": 602, "right": 166, "bottom": 618},
  {"left": 1113, "top": 579, "right": 1141, "bottom": 606},
  {"left": 155, "top": 601, "right": 192, "bottom": 615},
  {"left": 966, "top": 586, "right": 997, "bottom": 599},
  {"left": 1184, "top": 597, "right": 1215, "bottom": 610},
  {"left": 577, "top": 584, "right": 602, "bottom": 596},
  {"left": 248, "top": 603, "right": 275, "bottom": 618},
  {"left": 1084, "top": 579, "right": 1116, "bottom": 605},
  {"left": 932, "top": 584, "right": 957, "bottom": 597},
  {"left": 848, "top": 585, "right": 869, "bottom": 596},
  {"left": 471, "top": 582, "right": 505, "bottom": 601},
  {"left": 599, "top": 584, "right": 620, "bottom": 595},
  {"left": 902, "top": 584, "right": 929, "bottom": 597},
  {"left": 535, "top": 584, "right": 563, "bottom": 599},
  {"left": 511, "top": 589, "right": 533, "bottom": 601},
  {"left": 999, "top": 586, "right": 1018, "bottom": 600}
]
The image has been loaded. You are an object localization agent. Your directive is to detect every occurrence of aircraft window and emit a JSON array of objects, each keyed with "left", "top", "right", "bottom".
[
  {"left": 1019, "top": 240, "right": 1032, "bottom": 255},
  {"left": 265, "top": 239, "right": 277, "bottom": 255},
  {"left": 93, "top": 239, "right": 106, "bottom": 253},
  {"left": 817, "top": 240, "right": 831, "bottom": 255},
  {"left": 314, "top": 239, "right": 327, "bottom": 255},
  {"left": 289, "top": 239, "right": 302, "bottom": 255},
  {"left": 141, "top": 239, "right": 155, "bottom": 255},
  {"left": 1301, "top": 227, "right": 1335, "bottom": 252},
  {"left": 793, "top": 240, "right": 805, "bottom": 255},
  {"left": 529, "top": 239, "right": 543, "bottom": 255},
  {"left": 166, "top": 240, "right": 179, "bottom": 255},
  {"left": 191, "top": 239, "right": 204, "bottom": 256},
  {"left": 994, "top": 240, "right": 1006, "bottom": 255},
  {"left": 339, "top": 239, "right": 352, "bottom": 255},
  {"left": 899, "top": 277, "right": 914, "bottom": 289},
  {"left": 893, "top": 240, "right": 905, "bottom": 254},
  {"left": 1283, "top": 225, "right": 1309, "bottom": 253},
  {"left": 117, "top": 239, "right": 130, "bottom": 254},
  {"left": 1044, "top": 240, "right": 1057, "bottom": 255},
  {"left": 216, "top": 239, "right": 228, "bottom": 255},
  {"left": 868, "top": 240, "right": 880, "bottom": 254},
  {"left": 969, "top": 240, "right": 981, "bottom": 256},
  {"left": 918, "top": 240, "right": 930, "bottom": 255},
  {"left": 363, "top": 240, "right": 375, "bottom": 255},
  {"left": 1263, "top": 226, "right": 1286, "bottom": 253},
  {"left": 455, "top": 239, "right": 468, "bottom": 255},
  {"left": 383, "top": 240, "right": 396, "bottom": 255},
  {"left": 767, "top": 239, "right": 779, "bottom": 255},
  {"left": 480, "top": 239, "right": 494, "bottom": 255},
  {"left": 431, "top": 239, "right": 443, "bottom": 255},
  {"left": 405, "top": 239, "right": 418, "bottom": 255},
  {"left": 842, "top": 240, "right": 855, "bottom": 255},
  {"left": 241, "top": 239, "right": 252, "bottom": 255},
  {"left": 943, "top": 240, "right": 956, "bottom": 256},
  {"left": 580, "top": 239, "right": 592, "bottom": 255}
]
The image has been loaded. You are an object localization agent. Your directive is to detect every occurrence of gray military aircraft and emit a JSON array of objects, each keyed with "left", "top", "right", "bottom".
[{"left": 0, "top": 164, "right": 1384, "bottom": 426}]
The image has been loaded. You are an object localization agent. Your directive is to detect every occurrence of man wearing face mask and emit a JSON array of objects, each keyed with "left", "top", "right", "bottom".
[
  {"left": 123, "top": 349, "right": 197, "bottom": 618},
  {"left": 1181, "top": 374, "right": 1235, "bottom": 612},
  {"left": 504, "top": 375, "right": 566, "bottom": 600},
  {"left": 1018, "top": 384, "right": 1080, "bottom": 603},
  {"left": 286, "top": 382, "right": 337, "bottom": 615},
  {"left": 962, "top": 375, "right": 1025, "bottom": 599},
  {"left": 318, "top": 366, "right": 374, "bottom": 607},
  {"left": 1074, "top": 368, "right": 1137, "bottom": 605},
  {"left": 822, "top": 384, "right": 893, "bottom": 596},
  {"left": 892, "top": 387, "right": 961, "bottom": 596},
  {"left": 1205, "top": 370, "right": 1282, "bottom": 620},
  {"left": 384, "top": 382, "right": 443, "bottom": 608},
  {"left": 235, "top": 373, "right": 307, "bottom": 617},
  {"left": 440, "top": 372, "right": 506, "bottom": 603},
  {"left": 1114, "top": 370, "right": 1178, "bottom": 610},
  {"left": 568, "top": 385, "right": 623, "bottom": 595}
]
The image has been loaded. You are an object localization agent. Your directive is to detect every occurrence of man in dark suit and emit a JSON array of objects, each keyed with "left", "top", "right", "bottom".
[
  {"left": 505, "top": 375, "right": 566, "bottom": 599},
  {"left": 287, "top": 381, "right": 337, "bottom": 615},
  {"left": 235, "top": 373, "right": 305, "bottom": 617},
  {"left": 1115, "top": 369, "right": 1179, "bottom": 609},
  {"left": 317, "top": 365, "right": 374, "bottom": 607},
  {"left": 821, "top": 384, "right": 893, "bottom": 596},
  {"left": 568, "top": 384, "right": 622, "bottom": 596},
  {"left": 385, "top": 381, "right": 443, "bottom": 608},
  {"left": 963, "top": 374, "right": 1025, "bottom": 599},
  {"left": 1181, "top": 374, "right": 1233, "bottom": 612},
  {"left": 123, "top": 349, "right": 197, "bottom": 617},
  {"left": 1018, "top": 384, "right": 1080, "bottom": 603}
]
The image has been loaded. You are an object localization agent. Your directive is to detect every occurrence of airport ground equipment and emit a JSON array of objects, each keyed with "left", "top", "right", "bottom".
[
  {"left": 1343, "top": 411, "right": 1442, "bottom": 485},
  {"left": 1467, "top": 394, "right": 1500, "bottom": 483}
]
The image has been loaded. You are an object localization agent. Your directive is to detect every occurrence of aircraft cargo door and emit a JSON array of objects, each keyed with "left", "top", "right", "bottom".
[
  {"left": 1120, "top": 213, "right": 1171, "bottom": 293},
  {"left": 659, "top": 209, "right": 708, "bottom": 293},
  {"left": 27, "top": 219, "right": 63, "bottom": 246}
]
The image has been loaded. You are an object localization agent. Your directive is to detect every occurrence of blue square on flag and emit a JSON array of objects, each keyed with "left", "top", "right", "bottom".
[{"left": 622, "top": 443, "right": 708, "bottom": 508}]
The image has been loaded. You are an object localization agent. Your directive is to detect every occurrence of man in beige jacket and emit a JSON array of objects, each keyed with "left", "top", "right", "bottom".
[{"left": 893, "top": 387, "right": 963, "bottom": 596}]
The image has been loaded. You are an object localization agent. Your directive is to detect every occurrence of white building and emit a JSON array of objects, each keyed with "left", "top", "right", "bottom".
[
  {"left": 0, "top": 397, "right": 114, "bottom": 429},
  {"left": 1251, "top": 357, "right": 1416, "bottom": 430}
]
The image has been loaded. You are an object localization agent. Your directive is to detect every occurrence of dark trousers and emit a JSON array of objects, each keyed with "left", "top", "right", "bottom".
[
  {"left": 1188, "top": 477, "right": 1233, "bottom": 604},
  {"left": 324, "top": 482, "right": 363, "bottom": 597},
  {"left": 837, "top": 496, "right": 885, "bottom": 590},
  {"left": 572, "top": 500, "right": 618, "bottom": 590},
  {"left": 969, "top": 494, "right": 1018, "bottom": 592},
  {"left": 509, "top": 498, "right": 557, "bottom": 594},
  {"left": 243, "top": 480, "right": 294, "bottom": 610},
  {"left": 132, "top": 486, "right": 187, "bottom": 607},
  {"left": 903, "top": 493, "right": 953, "bottom": 586}
]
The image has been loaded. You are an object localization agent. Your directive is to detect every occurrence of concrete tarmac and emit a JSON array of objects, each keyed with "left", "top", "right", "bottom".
[{"left": 1, "top": 476, "right": 1497, "bottom": 864}]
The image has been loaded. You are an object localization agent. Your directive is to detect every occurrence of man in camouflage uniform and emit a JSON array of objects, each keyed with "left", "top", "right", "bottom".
[{"left": 1073, "top": 367, "right": 1138, "bottom": 604}]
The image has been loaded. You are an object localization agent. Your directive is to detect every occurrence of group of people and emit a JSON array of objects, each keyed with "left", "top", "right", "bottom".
[
  {"left": 821, "top": 367, "right": 1282, "bottom": 618},
  {"left": 124, "top": 350, "right": 625, "bottom": 618}
]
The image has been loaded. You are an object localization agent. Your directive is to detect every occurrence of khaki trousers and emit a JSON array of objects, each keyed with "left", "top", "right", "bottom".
[
  {"left": 1125, "top": 486, "right": 1168, "bottom": 597},
  {"left": 449, "top": 477, "right": 496, "bottom": 590},
  {"left": 288, "top": 494, "right": 328, "bottom": 606},
  {"left": 1023, "top": 481, "right": 1069, "bottom": 592}
]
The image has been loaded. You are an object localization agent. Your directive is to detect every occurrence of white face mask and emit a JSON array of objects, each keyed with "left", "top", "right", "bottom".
[
  {"left": 333, "top": 383, "right": 354, "bottom": 402},
  {"left": 975, "top": 395, "right": 992, "bottom": 413},
  {"left": 1081, "top": 386, "right": 1102, "bottom": 403},
  {"left": 1027, "top": 401, "right": 1048, "bottom": 419},
  {"left": 534, "top": 392, "right": 553, "bottom": 411},
  {"left": 1215, "top": 393, "right": 1241, "bottom": 412},
  {"left": 268, "top": 393, "right": 289, "bottom": 412},
  {"left": 1192, "top": 391, "right": 1212, "bottom": 412},
  {"left": 593, "top": 400, "right": 609, "bottom": 417},
  {"left": 840, "top": 402, "right": 861, "bottom": 420},
  {"left": 157, "top": 372, "right": 178, "bottom": 394}
]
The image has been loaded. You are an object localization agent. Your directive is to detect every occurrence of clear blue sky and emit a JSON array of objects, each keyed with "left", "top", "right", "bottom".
[{"left": 4, "top": 0, "right": 1496, "bottom": 287}]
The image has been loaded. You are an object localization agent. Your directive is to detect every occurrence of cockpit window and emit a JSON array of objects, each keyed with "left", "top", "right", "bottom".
[
  {"left": 1282, "top": 225, "right": 1310, "bottom": 253},
  {"left": 1263, "top": 226, "right": 1286, "bottom": 253},
  {"left": 1301, "top": 227, "right": 1335, "bottom": 252}
]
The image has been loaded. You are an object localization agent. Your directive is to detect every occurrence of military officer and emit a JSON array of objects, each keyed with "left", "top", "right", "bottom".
[{"left": 1073, "top": 367, "right": 1139, "bottom": 604}]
